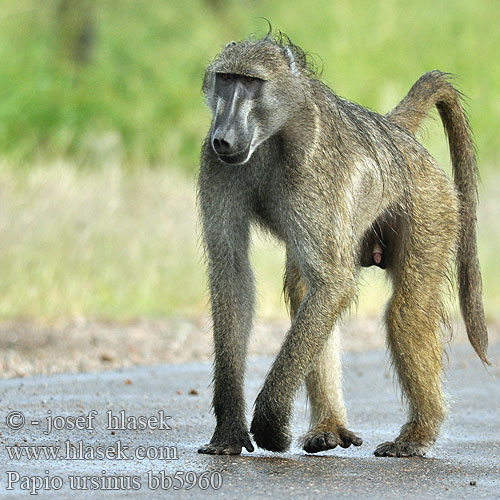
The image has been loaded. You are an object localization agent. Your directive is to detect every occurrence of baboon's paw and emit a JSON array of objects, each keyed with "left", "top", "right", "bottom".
[
  {"left": 374, "top": 441, "right": 427, "bottom": 458},
  {"left": 198, "top": 434, "right": 254, "bottom": 455},
  {"left": 303, "top": 427, "right": 363, "bottom": 454},
  {"left": 250, "top": 414, "right": 291, "bottom": 452},
  {"left": 303, "top": 432, "right": 339, "bottom": 453}
]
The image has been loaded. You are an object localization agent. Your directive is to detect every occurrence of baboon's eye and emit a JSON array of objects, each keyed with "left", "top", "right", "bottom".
[
  {"left": 245, "top": 76, "right": 256, "bottom": 82},
  {"left": 221, "top": 73, "right": 232, "bottom": 80}
]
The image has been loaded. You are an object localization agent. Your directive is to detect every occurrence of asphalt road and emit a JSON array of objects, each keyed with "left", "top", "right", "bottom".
[{"left": 0, "top": 343, "right": 498, "bottom": 499}]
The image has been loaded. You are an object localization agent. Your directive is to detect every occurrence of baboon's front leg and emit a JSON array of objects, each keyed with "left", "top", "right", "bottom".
[
  {"left": 198, "top": 208, "right": 255, "bottom": 455},
  {"left": 198, "top": 256, "right": 255, "bottom": 455},
  {"left": 251, "top": 265, "right": 356, "bottom": 452}
]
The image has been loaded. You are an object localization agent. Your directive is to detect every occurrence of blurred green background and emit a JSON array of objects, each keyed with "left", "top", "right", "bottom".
[{"left": 0, "top": 0, "right": 498, "bottom": 322}]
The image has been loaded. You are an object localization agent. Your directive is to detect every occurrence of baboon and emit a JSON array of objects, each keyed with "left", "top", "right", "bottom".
[{"left": 197, "top": 30, "right": 489, "bottom": 457}]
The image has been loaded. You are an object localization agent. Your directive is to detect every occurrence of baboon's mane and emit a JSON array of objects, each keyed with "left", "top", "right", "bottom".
[
  {"left": 245, "top": 25, "right": 321, "bottom": 78},
  {"left": 270, "top": 31, "right": 321, "bottom": 78}
]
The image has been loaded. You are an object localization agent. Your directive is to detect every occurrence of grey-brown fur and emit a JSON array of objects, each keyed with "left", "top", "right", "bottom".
[{"left": 197, "top": 31, "right": 488, "bottom": 458}]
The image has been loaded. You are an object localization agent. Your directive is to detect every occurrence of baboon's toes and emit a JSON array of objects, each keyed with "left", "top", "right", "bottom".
[
  {"left": 198, "top": 443, "right": 239, "bottom": 455},
  {"left": 198, "top": 441, "right": 249, "bottom": 455},
  {"left": 198, "top": 434, "right": 254, "bottom": 455},
  {"left": 250, "top": 415, "right": 291, "bottom": 452},
  {"left": 374, "top": 441, "right": 426, "bottom": 458},
  {"left": 338, "top": 427, "right": 363, "bottom": 448},
  {"left": 303, "top": 432, "right": 339, "bottom": 453},
  {"left": 303, "top": 427, "right": 363, "bottom": 454}
]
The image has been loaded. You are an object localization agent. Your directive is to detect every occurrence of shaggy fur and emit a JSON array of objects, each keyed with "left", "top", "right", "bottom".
[{"left": 197, "top": 32, "right": 488, "bottom": 458}]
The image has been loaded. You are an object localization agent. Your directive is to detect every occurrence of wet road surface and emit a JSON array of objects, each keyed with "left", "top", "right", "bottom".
[{"left": 0, "top": 343, "right": 498, "bottom": 499}]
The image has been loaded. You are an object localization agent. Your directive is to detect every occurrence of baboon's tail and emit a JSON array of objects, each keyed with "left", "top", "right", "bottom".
[{"left": 387, "top": 71, "right": 490, "bottom": 365}]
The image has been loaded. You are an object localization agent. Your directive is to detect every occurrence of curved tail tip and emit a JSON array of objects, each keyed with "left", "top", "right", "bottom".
[{"left": 472, "top": 344, "right": 491, "bottom": 366}]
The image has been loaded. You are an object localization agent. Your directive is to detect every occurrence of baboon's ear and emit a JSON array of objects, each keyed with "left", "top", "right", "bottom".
[
  {"left": 201, "top": 71, "right": 209, "bottom": 95},
  {"left": 201, "top": 69, "right": 215, "bottom": 97},
  {"left": 225, "top": 41, "right": 236, "bottom": 48},
  {"left": 284, "top": 46, "right": 300, "bottom": 76}
]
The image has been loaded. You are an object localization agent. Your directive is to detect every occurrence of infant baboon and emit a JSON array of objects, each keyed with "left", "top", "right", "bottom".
[{"left": 198, "top": 30, "right": 488, "bottom": 457}]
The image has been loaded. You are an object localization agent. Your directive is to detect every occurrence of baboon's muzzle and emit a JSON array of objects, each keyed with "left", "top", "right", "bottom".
[
  {"left": 211, "top": 130, "right": 252, "bottom": 164},
  {"left": 211, "top": 83, "right": 254, "bottom": 165}
]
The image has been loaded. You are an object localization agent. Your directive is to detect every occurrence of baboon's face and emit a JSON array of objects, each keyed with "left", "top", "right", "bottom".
[
  {"left": 210, "top": 72, "right": 265, "bottom": 164},
  {"left": 203, "top": 41, "right": 301, "bottom": 165}
]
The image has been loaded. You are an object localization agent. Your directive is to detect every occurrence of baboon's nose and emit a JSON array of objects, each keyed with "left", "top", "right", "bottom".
[
  {"left": 212, "top": 128, "right": 237, "bottom": 156},
  {"left": 213, "top": 137, "right": 232, "bottom": 155}
]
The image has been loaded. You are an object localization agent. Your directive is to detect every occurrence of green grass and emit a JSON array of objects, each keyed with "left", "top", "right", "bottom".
[
  {"left": 0, "top": 164, "right": 498, "bottom": 323},
  {"left": 0, "top": 0, "right": 499, "bottom": 169},
  {"left": 0, "top": 163, "right": 204, "bottom": 319}
]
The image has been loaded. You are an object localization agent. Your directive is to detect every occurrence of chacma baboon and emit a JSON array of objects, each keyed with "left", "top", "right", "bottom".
[{"left": 197, "top": 29, "right": 489, "bottom": 457}]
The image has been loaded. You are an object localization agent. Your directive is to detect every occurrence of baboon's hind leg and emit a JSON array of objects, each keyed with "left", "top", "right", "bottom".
[
  {"left": 303, "top": 328, "right": 363, "bottom": 453},
  {"left": 284, "top": 256, "right": 362, "bottom": 454},
  {"left": 375, "top": 196, "right": 457, "bottom": 457}
]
